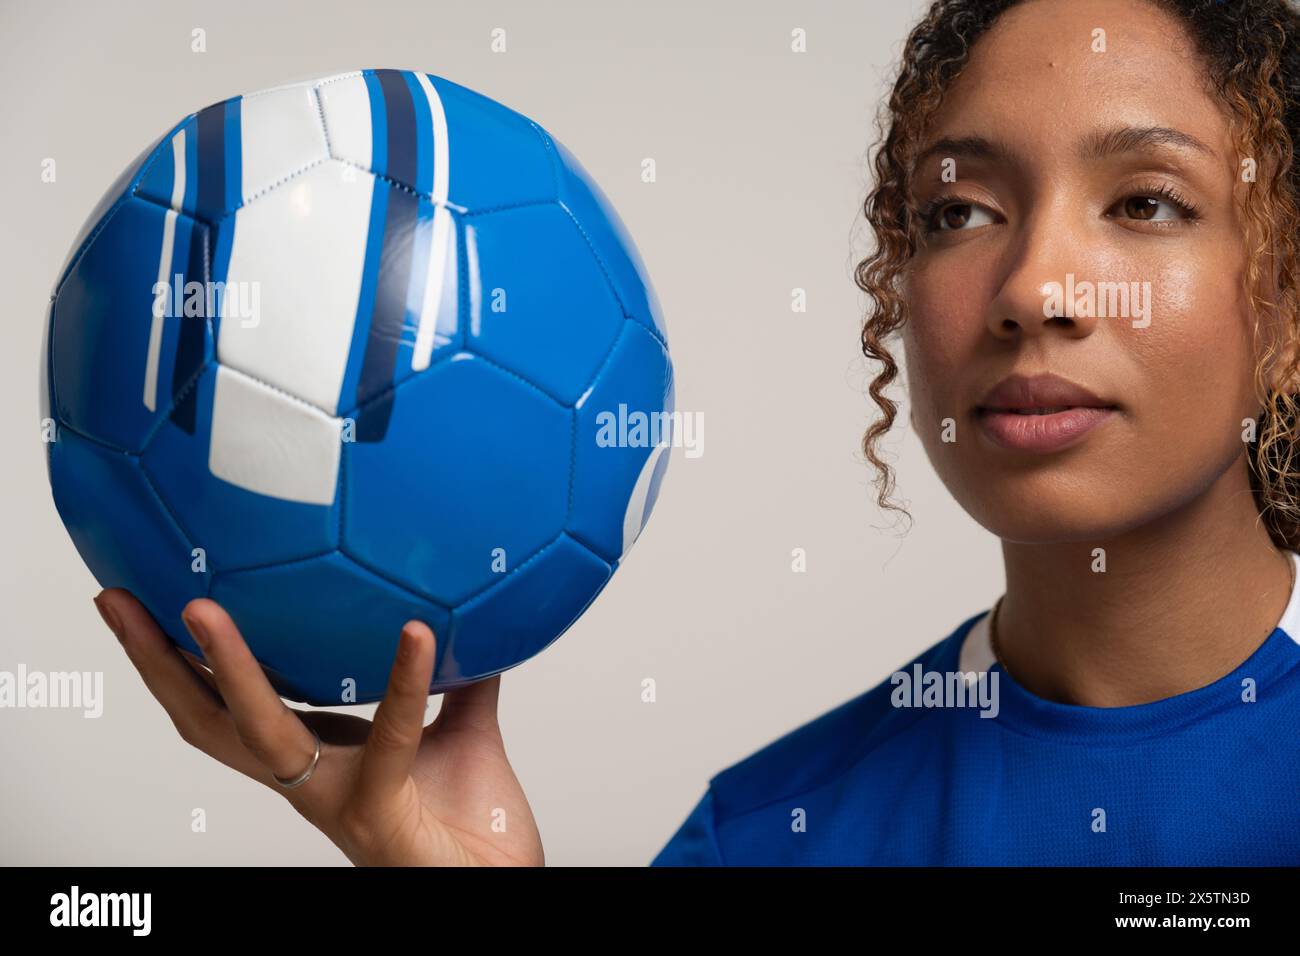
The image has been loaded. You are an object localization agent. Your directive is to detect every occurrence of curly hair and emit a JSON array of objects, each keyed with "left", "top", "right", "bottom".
[{"left": 855, "top": 0, "right": 1300, "bottom": 548}]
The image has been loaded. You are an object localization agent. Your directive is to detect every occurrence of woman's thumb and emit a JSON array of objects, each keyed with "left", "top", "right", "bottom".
[{"left": 434, "top": 673, "right": 503, "bottom": 733}]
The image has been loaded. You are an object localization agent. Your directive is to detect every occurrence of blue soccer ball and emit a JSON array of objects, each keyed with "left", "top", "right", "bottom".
[{"left": 43, "top": 70, "right": 673, "bottom": 705}]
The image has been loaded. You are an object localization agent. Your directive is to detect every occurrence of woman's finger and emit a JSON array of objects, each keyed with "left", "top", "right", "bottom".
[
  {"left": 178, "top": 648, "right": 220, "bottom": 695},
  {"left": 96, "top": 589, "right": 267, "bottom": 781},
  {"left": 356, "top": 621, "right": 436, "bottom": 806},
  {"left": 434, "top": 673, "right": 503, "bottom": 736},
  {"left": 179, "top": 598, "right": 320, "bottom": 787}
]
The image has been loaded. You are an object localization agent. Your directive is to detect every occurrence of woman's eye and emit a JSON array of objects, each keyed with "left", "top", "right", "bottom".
[
  {"left": 1111, "top": 195, "right": 1186, "bottom": 222},
  {"left": 928, "top": 201, "right": 996, "bottom": 232}
]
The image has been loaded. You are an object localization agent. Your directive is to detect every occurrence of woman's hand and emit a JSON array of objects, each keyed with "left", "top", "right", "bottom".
[{"left": 93, "top": 588, "right": 544, "bottom": 867}]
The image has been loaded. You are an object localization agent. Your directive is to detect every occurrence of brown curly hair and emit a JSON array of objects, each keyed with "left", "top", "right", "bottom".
[{"left": 855, "top": 0, "right": 1300, "bottom": 548}]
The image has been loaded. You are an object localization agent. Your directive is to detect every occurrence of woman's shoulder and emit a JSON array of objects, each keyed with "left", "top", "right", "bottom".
[
  {"left": 705, "top": 609, "right": 988, "bottom": 820},
  {"left": 651, "top": 609, "right": 990, "bottom": 864}
]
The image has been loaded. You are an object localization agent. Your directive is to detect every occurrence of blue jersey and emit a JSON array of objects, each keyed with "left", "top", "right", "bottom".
[{"left": 652, "top": 550, "right": 1300, "bottom": 865}]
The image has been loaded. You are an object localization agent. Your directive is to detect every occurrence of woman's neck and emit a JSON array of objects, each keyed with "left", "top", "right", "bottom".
[{"left": 996, "top": 466, "right": 1293, "bottom": 708}]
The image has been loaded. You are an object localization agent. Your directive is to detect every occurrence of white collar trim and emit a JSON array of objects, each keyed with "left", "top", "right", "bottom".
[
  {"left": 1275, "top": 549, "right": 1300, "bottom": 645},
  {"left": 958, "top": 608, "right": 996, "bottom": 678}
]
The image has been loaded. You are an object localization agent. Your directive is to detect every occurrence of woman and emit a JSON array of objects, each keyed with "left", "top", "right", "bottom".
[{"left": 93, "top": 0, "right": 1300, "bottom": 865}]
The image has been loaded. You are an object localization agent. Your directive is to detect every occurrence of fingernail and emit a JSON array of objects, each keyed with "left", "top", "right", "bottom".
[
  {"left": 182, "top": 612, "right": 210, "bottom": 651},
  {"left": 93, "top": 593, "right": 123, "bottom": 641}
]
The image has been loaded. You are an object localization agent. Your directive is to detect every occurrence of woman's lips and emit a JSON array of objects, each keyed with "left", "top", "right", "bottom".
[{"left": 975, "top": 406, "right": 1117, "bottom": 453}]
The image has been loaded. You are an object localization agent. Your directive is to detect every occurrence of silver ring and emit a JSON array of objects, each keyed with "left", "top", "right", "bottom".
[{"left": 273, "top": 727, "right": 321, "bottom": 790}]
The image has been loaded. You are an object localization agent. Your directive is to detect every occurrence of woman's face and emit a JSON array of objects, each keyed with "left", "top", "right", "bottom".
[{"left": 901, "top": 0, "right": 1273, "bottom": 543}]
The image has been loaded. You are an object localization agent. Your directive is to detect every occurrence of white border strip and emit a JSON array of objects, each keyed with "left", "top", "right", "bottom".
[
  {"left": 143, "top": 130, "right": 187, "bottom": 411},
  {"left": 412, "top": 72, "right": 452, "bottom": 372},
  {"left": 466, "top": 222, "right": 481, "bottom": 338}
]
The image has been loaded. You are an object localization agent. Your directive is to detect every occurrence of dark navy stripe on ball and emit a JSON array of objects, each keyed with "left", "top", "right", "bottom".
[
  {"left": 195, "top": 100, "right": 226, "bottom": 219},
  {"left": 354, "top": 71, "right": 422, "bottom": 442},
  {"left": 375, "top": 69, "right": 418, "bottom": 188},
  {"left": 170, "top": 99, "right": 227, "bottom": 434},
  {"left": 208, "top": 97, "right": 242, "bottom": 344},
  {"left": 169, "top": 213, "right": 209, "bottom": 434}
]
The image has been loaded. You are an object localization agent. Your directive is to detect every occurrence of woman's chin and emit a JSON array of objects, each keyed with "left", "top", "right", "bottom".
[{"left": 966, "top": 497, "right": 1150, "bottom": 545}]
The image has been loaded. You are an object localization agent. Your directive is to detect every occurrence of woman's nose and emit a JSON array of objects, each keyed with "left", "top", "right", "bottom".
[{"left": 985, "top": 212, "right": 1103, "bottom": 341}]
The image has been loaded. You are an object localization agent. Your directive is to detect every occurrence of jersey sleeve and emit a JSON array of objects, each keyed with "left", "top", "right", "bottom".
[{"left": 649, "top": 786, "right": 724, "bottom": 866}]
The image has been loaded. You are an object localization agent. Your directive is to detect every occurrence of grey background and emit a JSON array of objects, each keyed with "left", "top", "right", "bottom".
[{"left": 0, "top": 0, "right": 999, "bottom": 865}]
